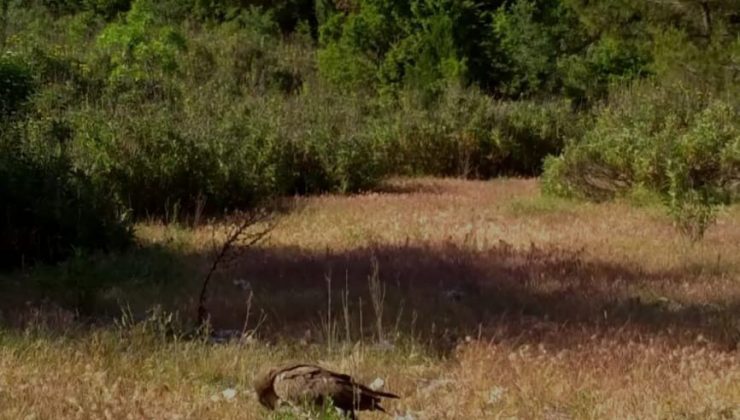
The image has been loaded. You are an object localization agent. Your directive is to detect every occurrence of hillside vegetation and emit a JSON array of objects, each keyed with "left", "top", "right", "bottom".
[{"left": 1, "top": 0, "right": 739, "bottom": 267}]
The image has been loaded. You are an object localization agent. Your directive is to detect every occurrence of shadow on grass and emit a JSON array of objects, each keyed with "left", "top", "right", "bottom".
[
  {"left": 200, "top": 242, "right": 739, "bottom": 351},
  {"left": 0, "top": 242, "right": 187, "bottom": 326},
  {"left": 2, "top": 240, "right": 738, "bottom": 352}
]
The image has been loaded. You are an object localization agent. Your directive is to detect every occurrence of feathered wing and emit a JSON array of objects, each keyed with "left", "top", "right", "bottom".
[
  {"left": 319, "top": 369, "right": 399, "bottom": 412},
  {"left": 353, "top": 382, "right": 400, "bottom": 411},
  {"left": 272, "top": 364, "right": 399, "bottom": 413}
]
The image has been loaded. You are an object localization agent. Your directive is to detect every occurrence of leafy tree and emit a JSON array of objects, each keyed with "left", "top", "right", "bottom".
[
  {"left": 95, "top": 0, "right": 186, "bottom": 98},
  {"left": 319, "top": 0, "right": 491, "bottom": 97}
]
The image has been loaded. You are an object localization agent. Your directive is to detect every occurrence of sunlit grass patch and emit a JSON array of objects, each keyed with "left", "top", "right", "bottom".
[
  {"left": 1, "top": 326, "right": 738, "bottom": 419},
  {"left": 505, "top": 193, "right": 580, "bottom": 217}
]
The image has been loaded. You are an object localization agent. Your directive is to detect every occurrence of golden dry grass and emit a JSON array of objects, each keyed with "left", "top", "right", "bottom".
[{"left": 1, "top": 178, "right": 739, "bottom": 419}]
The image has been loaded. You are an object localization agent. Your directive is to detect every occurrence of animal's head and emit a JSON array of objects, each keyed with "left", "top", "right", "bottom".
[{"left": 253, "top": 368, "right": 279, "bottom": 409}]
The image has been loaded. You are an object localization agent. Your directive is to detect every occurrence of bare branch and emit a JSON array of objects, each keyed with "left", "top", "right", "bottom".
[{"left": 197, "top": 208, "right": 278, "bottom": 328}]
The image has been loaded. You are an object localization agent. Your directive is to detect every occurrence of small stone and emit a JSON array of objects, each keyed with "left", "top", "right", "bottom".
[
  {"left": 222, "top": 388, "right": 237, "bottom": 400},
  {"left": 368, "top": 377, "right": 385, "bottom": 391}
]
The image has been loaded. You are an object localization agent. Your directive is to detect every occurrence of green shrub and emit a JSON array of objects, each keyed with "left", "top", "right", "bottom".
[
  {"left": 70, "top": 107, "right": 233, "bottom": 216},
  {"left": 94, "top": 0, "right": 187, "bottom": 100},
  {"left": 559, "top": 36, "right": 649, "bottom": 104},
  {"left": 489, "top": 98, "right": 582, "bottom": 175},
  {"left": 0, "top": 49, "right": 132, "bottom": 270},
  {"left": 381, "top": 85, "right": 494, "bottom": 177},
  {"left": 670, "top": 101, "right": 740, "bottom": 201},
  {"left": 385, "top": 84, "right": 579, "bottom": 178},
  {"left": 317, "top": 40, "right": 377, "bottom": 92},
  {"left": 0, "top": 53, "right": 34, "bottom": 118},
  {"left": 64, "top": 79, "right": 387, "bottom": 217},
  {"left": 666, "top": 101, "right": 740, "bottom": 239},
  {"left": 543, "top": 83, "right": 699, "bottom": 199},
  {"left": 218, "top": 26, "right": 304, "bottom": 95},
  {"left": 667, "top": 190, "right": 718, "bottom": 242},
  {"left": 543, "top": 82, "right": 739, "bottom": 238},
  {"left": 0, "top": 128, "right": 131, "bottom": 269},
  {"left": 318, "top": 0, "right": 476, "bottom": 97},
  {"left": 277, "top": 88, "right": 388, "bottom": 193}
]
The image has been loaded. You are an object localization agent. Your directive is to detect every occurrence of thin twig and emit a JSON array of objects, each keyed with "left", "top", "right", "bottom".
[{"left": 197, "top": 209, "right": 276, "bottom": 327}]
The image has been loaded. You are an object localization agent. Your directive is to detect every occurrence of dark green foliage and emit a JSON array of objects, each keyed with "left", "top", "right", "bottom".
[
  {"left": 85, "top": 0, "right": 131, "bottom": 19},
  {"left": 558, "top": 36, "right": 649, "bottom": 105},
  {"left": 0, "top": 128, "right": 131, "bottom": 269},
  {"left": 318, "top": 0, "right": 480, "bottom": 97},
  {"left": 0, "top": 50, "right": 130, "bottom": 270},
  {"left": 381, "top": 85, "right": 579, "bottom": 178},
  {"left": 0, "top": 54, "right": 34, "bottom": 118},
  {"left": 92, "top": 0, "right": 187, "bottom": 101},
  {"left": 492, "top": 0, "right": 571, "bottom": 96},
  {"left": 315, "top": 0, "right": 656, "bottom": 101}
]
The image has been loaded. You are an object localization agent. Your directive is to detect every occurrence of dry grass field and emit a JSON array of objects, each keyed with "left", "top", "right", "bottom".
[{"left": 1, "top": 178, "right": 739, "bottom": 419}]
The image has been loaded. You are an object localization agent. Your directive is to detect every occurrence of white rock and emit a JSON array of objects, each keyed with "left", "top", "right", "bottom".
[
  {"left": 368, "top": 377, "right": 385, "bottom": 391},
  {"left": 222, "top": 388, "right": 237, "bottom": 400}
]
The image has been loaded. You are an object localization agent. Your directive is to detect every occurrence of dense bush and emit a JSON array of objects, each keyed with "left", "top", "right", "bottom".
[
  {"left": 315, "top": 0, "right": 672, "bottom": 102},
  {"left": 382, "top": 85, "right": 580, "bottom": 178},
  {"left": 318, "top": 1, "right": 486, "bottom": 97},
  {"left": 0, "top": 50, "right": 130, "bottom": 270},
  {"left": 54, "top": 8, "right": 386, "bottom": 217},
  {"left": 542, "top": 83, "right": 739, "bottom": 238},
  {"left": 67, "top": 86, "right": 388, "bottom": 217},
  {"left": 94, "top": 0, "right": 187, "bottom": 100},
  {"left": 0, "top": 53, "right": 35, "bottom": 118},
  {"left": 0, "top": 128, "right": 131, "bottom": 269}
]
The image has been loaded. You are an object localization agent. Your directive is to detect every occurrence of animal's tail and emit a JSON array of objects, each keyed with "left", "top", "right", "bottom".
[
  {"left": 368, "top": 389, "right": 400, "bottom": 415},
  {"left": 367, "top": 388, "right": 400, "bottom": 400}
]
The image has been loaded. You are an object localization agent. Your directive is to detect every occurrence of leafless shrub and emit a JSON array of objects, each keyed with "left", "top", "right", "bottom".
[{"left": 197, "top": 208, "right": 279, "bottom": 328}]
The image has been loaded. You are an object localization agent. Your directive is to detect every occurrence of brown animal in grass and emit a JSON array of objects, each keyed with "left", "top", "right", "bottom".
[{"left": 254, "top": 364, "right": 399, "bottom": 419}]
